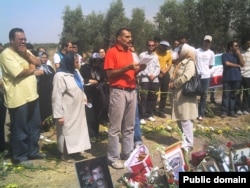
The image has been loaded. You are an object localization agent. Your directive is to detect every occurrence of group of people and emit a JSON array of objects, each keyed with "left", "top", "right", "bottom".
[{"left": 0, "top": 27, "right": 249, "bottom": 173}]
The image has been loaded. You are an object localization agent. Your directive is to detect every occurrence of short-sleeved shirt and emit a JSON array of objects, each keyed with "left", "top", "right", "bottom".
[
  {"left": 0, "top": 48, "right": 38, "bottom": 108},
  {"left": 53, "top": 51, "right": 65, "bottom": 66},
  {"left": 155, "top": 50, "right": 172, "bottom": 71},
  {"left": 221, "top": 52, "right": 242, "bottom": 81},
  {"left": 195, "top": 48, "right": 215, "bottom": 79},
  {"left": 104, "top": 44, "right": 136, "bottom": 88}
]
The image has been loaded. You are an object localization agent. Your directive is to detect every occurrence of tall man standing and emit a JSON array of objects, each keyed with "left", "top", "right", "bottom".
[
  {"left": 104, "top": 28, "right": 144, "bottom": 169},
  {"left": 0, "top": 28, "right": 45, "bottom": 164},
  {"left": 195, "top": 35, "right": 215, "bottom": 121},
  {"left": 221, "top": 40, "right": 245, "bottom": 118}
]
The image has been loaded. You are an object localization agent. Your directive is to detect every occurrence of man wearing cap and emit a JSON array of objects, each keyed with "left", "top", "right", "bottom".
[
  {"left": 155, "top": 40, "right": 172, "bottom": 118},
  {"left": 195, "top": 35, "right": 215, "bottom": 121}
]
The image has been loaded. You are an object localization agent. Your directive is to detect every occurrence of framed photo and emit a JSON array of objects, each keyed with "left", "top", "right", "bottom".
[
  {"left": 235, "top": 163, "right": 250, "bottom": 172},
  {"left": 75, "top": 156, "right": 114, "bottom": 188},
  {"left": 202, "top": 158, "right": 220, "bottom": 172},
  {"left": 162, "top": 141, "right": 186, "bottom": 181},
  {"left": 230, "top": 145, "right": 250, "bottom": 171}
]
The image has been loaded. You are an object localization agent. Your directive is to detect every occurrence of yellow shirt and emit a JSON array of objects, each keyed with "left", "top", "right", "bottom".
[
  {"left": 0, "top": 48, "right": 38, "bottom": 108},
  {"left": 155, "top": 50, "right": 172, "bottom": 71}
]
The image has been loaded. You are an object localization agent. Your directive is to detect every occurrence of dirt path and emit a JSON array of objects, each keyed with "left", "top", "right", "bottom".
[{"left": 1, "top": 102, "right": 249, "bottom": 187}]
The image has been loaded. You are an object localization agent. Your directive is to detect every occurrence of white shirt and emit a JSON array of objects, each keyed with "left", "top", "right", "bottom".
[{"left": 195, "top": 48, "right": 215, "bottom": 79}]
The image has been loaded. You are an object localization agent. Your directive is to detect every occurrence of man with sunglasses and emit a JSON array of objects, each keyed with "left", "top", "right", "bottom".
[
  {"left": 0, "top": 28, "right": 45, "bottom": 165},
  {"left": 221, "top": 40, "right": 245, "bottom": 118}
]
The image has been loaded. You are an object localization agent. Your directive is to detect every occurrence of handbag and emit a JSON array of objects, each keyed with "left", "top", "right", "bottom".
[{"left": 183, "top": 62, "right": 203, "bottom": 96}]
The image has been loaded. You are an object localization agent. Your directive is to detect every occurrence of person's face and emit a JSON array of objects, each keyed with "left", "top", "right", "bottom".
[
  {"left": 91, "top": 166, "right": 105, "bottom": 186},
  {"left": 11, "top": 32, "right": 27, "bottom": 52},
  {"left": 179, "top": 38, "right": 187, "bottom": 45},
  {"left": 72, "top": 45, "right": 78, "bottom": 53},
  {"left": 41, "top": 54, "right": 48, "bottom": 64},
  {"left": 174, "top": 40, "right": 179, "bottom": 47},
  {"left": 117, "top": 30, "right": 132, "bottom": 50},
  {"left": 203, "top": 40, "right": 211, "bottom": 50},
  {"left": 231, "top": 42, "right": 239, "bottom": 52},
  {"left": 66, "top": 42, "right": 73, "bottom": 53},
  {"left": 99, "top": 49, "right": 105, "bottom": 58},
  {"left": 147, "top": 41, "right": 155, "bottom": 52},
  {"left": 74, "top": 55, "right": 80, "bottom": 68}
]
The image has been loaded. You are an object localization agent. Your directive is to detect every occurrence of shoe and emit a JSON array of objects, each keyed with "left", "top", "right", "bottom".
[
  {"left": 110, "top": 160, "right": 124, "bottom": 169},
  {"left": 243, "top": 110, "right": 249, "bottom": 115},
  {"left": 148, "top": 116, "right": 156, "bottom": 122},
  {"left": 158, "top": 111, "right": 166, "bottom": 118},
  {"left": 140, "top": 119, "right": 146, "bottom": 125},
  {"left": 197, "top": 116, "right": 203, "bottom": 121},
  {"left": 236, "top": 110, "right": 243, "bottom": 115},
  {"left": 28, "top": 153, "right": 47, "bottom": 160},
  {"left": 229, "top": 113, "right": 238, "bottom": 118}
]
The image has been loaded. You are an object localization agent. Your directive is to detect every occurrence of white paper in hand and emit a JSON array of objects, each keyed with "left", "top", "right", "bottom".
[{"left": 139, "top": 57, "right": 153, "bottom": 65}]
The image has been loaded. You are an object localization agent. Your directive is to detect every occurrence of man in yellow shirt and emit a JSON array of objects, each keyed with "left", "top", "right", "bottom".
[
  {"left": 0, "top": 28, "right": 45, "bottom": 165},
  {"left": 155, "top": 41, "right": 172, "bottom": 118}
]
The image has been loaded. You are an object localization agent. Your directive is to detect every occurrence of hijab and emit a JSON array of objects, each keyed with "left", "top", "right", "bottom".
[
  {"left": 179, "top": 43, "right": 195, "bottom": 62},
  {"left": 57, "top": 52, "right": 83, "bottom": 89}
]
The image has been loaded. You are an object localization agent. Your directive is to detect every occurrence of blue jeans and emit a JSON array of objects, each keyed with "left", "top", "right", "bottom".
[
  {"left": 198, "top": 78, "right": 210, "bottom": 117},
  {"left": 134, "top": 102, "right": 142, "bottom": 145},
  {"left": 0, "top": 95, "right": 6, "bottom": 152},
  {"left": 9, "top": 99, "right": 41, "bottom": 162},
  {"left": 221, "top": 81, "right": 241, "bottom": 115}
]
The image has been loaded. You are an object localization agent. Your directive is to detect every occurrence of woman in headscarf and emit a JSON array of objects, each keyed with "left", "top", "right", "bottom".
[
  {"left": 169, "top": 43, "right": 198, "bottom": 152},
  {"left": 35, "top": 52, "right": 55, "bottom": 131},
  {"left": 52, "top": 52, "right": 91, "bottom": 162}
]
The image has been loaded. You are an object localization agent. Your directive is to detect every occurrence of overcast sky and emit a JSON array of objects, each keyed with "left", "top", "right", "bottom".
[{"left": 0, "top": 0, "right": 166, "bottom": 44}]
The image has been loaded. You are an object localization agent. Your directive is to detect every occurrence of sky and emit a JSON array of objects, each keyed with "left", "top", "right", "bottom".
[{"left": 0, "top": 0, "right": 166, "bottom": 44}]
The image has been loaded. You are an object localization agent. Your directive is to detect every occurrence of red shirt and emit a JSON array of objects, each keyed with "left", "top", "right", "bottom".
[{"left": 104, "top": 44, "right": 136, "bottom": 88}]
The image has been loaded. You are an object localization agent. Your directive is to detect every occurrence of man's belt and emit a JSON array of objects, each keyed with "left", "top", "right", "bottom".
[{"left": 111, "top": 87, "right": 135, "bottom": 92}]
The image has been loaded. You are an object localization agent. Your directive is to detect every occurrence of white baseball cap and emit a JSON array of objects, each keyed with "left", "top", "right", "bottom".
[{"left": 204, "top": 35, "right": 212, "bottom": 42}]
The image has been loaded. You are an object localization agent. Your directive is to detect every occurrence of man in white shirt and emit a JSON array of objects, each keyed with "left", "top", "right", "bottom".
[{"left": 195, "top": 35, "right": 215, "bottom": 121}]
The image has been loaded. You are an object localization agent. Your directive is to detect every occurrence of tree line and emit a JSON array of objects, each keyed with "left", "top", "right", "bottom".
[{"left": 5, "top": 0, "right": 250, "bottom": 55}]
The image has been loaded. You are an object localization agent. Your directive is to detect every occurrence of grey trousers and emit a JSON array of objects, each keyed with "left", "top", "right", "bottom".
[
  {"left": 177, "top": 120, "right": 193, "bottom": 148},
  {"left": 107, "top": 88, "right": 136, "bottom": 163}
]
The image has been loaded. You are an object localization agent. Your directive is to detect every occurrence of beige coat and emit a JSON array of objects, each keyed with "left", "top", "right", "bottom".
[
  {"left": 170, "top": 58, "right": 198, "bottom": 121},
  {"left": 52, "top": 72, "right": 91, "bottom": 154}
]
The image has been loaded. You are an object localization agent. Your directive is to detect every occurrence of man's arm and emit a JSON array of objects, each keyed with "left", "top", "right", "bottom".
[{"left": 106, "top": 62, "right": 140, "bottom": 78}]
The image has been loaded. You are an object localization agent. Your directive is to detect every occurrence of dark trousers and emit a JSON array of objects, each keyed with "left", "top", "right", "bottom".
[
  {"left": 242, "top": 77, "right": 250, "bottom": 111},
  {"left": 158, "top": 74, "right": 170, "bottom": 110},
  {"left": 139, "top": 82, "right": 160, "bottom": 118},
  {"left": 9, "top": 99, "right": 41, "bottom": 162},
  {"left": 0, "top": 95, "right": 6, "bottom": 152},
  {"left": 221, "top": 81, "right": 241, "bottom": 115}
]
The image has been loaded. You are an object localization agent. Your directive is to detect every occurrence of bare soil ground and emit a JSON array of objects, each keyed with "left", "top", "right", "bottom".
[{"left": 1, "top": 101, "right": 249, "bottom": 188}]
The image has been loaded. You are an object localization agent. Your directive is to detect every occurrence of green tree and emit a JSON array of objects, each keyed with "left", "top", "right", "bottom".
[{"left": 102, "top": 0, "right": 129, "bottom": 49}]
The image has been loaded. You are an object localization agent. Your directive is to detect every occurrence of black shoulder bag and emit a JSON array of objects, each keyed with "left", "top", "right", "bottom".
[{"left": 182, "top": 62, "right": 203, "bottom": 96}]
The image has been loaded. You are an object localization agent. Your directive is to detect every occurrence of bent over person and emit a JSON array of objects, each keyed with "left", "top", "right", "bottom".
[
  {"left": 104, "top": 28, "right": 145, "bottom": 169},
  {"left": 0, "top": 28, "right": 45, "bottom": 164}
]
